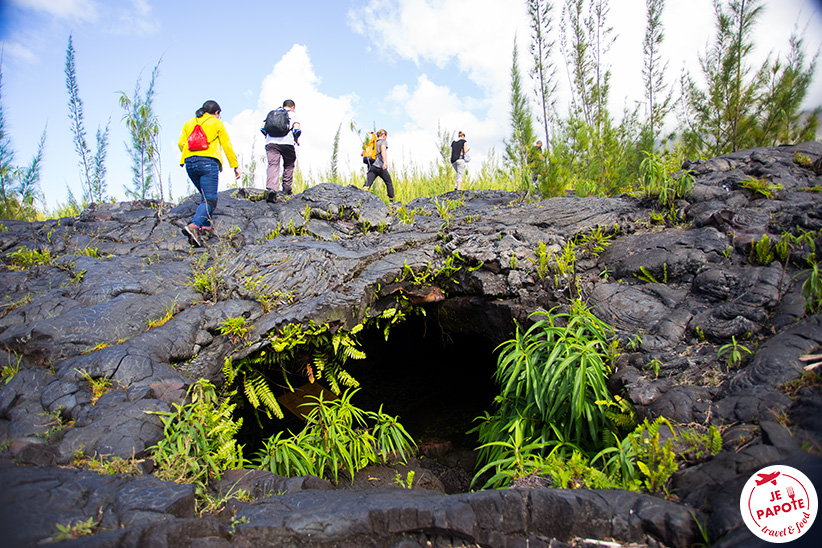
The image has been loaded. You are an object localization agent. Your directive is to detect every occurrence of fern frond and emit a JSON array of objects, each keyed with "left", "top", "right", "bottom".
[
  {"left": 313, "top": 353, "right": 327, "bottom": 376},
  {"left": 325, "top": 371, "right": 341, "bottom": 395},
  {"left": 336, "top": 368, "right": 360, "bottom": 388},
  {"left": 251, "top": 374, "right": 283, "bottom": 419},
  {"left": 223, "top": 357, "right": 237, "bottom": 386},
  {"left": 244, "top": 373, "right": 261, "bottom": 409},
  {"left": 708, "top": 426, "right": 722, "bottom": 455}
]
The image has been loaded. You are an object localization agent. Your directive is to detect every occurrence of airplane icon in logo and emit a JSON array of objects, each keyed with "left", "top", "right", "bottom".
[{"left": 756, "top": 471, "right": 781, "bottom": 486}]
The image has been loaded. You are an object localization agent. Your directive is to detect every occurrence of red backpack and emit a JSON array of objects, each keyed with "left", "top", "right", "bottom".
[{"left": 187, "top": 122, "right": 209, "bottom": 151}]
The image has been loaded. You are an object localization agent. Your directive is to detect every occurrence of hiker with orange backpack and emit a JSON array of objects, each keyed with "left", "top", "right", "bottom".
[
  {"left": 177, "top": 100, "right": 240, "bottom": 247},
  {"left": 363, "top": 129, "right": 395, "bottom": 203}
]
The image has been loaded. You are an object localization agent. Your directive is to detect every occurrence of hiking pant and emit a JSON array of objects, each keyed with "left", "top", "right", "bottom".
[
  {"left": 266, "top": 143, "right": 296, "bottom": 193},
  {"left": 452, "top": 159, "right": 466, "bottom": 189},
  {"left": 365, "top": 164, "right": 395, "bottom": 200},
  {"left": 185, "top": 156, "right": 219, "bottom": 228}
]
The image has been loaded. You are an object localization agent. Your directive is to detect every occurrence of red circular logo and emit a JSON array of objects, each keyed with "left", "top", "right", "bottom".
[{"left": 740, "top": 465, "right": 818, "bottom": 543}]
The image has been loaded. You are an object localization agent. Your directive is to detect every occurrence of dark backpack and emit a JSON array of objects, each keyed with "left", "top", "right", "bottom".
[{"left": 262, "top": 108, "right": 291, "bottom": 137}]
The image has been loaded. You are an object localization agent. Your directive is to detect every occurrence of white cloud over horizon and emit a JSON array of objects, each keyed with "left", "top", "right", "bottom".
[{"left": 10, "top": 0, "right": 99, "bottom": 21}]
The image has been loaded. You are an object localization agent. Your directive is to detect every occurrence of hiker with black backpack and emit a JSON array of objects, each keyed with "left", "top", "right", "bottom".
[
  {"left": 177, "top": 100, "right": 240, "bottom": 248},
  {"left": 261, "top": 99, "right": 301, "bottom": 200},
  {"left": 450, "top": 131, "right": 470, "bottom": 191},
  {"left": 364, "top": 129, "right": 395, "bottom": 203}
]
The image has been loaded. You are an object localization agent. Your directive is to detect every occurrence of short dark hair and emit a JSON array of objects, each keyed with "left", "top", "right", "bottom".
[
  {"left": 196, "top": 100, "right": 221, "bottom": 117},
  {"left": 283, "top": 99, "right": 295, "bottom": 108}
]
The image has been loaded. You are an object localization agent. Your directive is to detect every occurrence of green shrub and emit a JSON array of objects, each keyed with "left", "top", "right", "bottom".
[
  {"left": 149, "top": 379, "right": 245, "bottom": 486},
  {"left": 473, "top": 302, "right": 629, "bottom": 475},
  {"left": 256, "top": 388, "right": 416, "bottom": 483},
  {"left": 5, "top": 246, "right": 52, "bottom": 270}
]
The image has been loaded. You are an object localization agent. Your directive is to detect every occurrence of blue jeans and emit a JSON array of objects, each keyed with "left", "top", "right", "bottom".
[{"left": 185, "top": 156, "right": 219, "bottom": 228}]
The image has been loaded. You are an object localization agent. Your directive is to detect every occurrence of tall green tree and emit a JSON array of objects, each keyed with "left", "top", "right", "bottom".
[
  {"left": 119, "top": 58, "right": 162, "bottom": 200},
  {"left": 330, "top": 123, "right": 342, "bottom": 183},
  {"left": 682, "top": 0, "right": 765, "bottom": 156},
  {"left": 754, "top": 29, "right": 820, "bottom": 146},
  {"left": 0, "top": 55, "right": 15, "bottom": 217},
  {"left": 435, "top": 120, "right": 453, "bottom": 181},
  {"left": 504, "top": 36, "right": 536, "bottom": 182},
  {"left": 528, "top": 0, "right": 558, "bottom": 147},
  {"left": 65, "top": 34, "right": 109, "bottom": 204},
  {"left": 554, "top": 0, "right": 638, "bottom": 196},
  {"left": 0, "top": 56, "right": 46, "bottom": 220},
  {"left": 641, "top": 0, "right": 674, "bottom": 151}
]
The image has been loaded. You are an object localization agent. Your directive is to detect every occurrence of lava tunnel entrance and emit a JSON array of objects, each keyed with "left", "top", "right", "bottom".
[
  {"left": 343, "top": 310, "right": 501, "bottom": 449},
  {"left": 236, "top": 307, "right": 503, "bottom": 467}
]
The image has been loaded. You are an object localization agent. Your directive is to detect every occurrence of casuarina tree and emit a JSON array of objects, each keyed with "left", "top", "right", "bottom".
[
  {"left": 119, "top": 58, "right": 163, "bottom": 201},
  {"left": 65, "top": 34, "right": 109, "bottom": 204},
  {"left": 640, "top": 0, "right": 674, "bottom": 151},
  {"left": 504, "top": 36, "right": 536, "bottom": 186}
]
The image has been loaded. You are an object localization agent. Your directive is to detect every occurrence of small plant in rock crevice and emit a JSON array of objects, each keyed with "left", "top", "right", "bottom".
[
  {"left": 639, "top": 151, "right": 693, "bottom": 206},
  {"left": 188, "top": 253, "right": 227, "bottom": 302},
  {"left": 801, "top": 258, "right": 822, "bottom": 313},
  {"left": 79, "top": 369, "right": 117, "bottom": 404},
  {"left": 1, "top": 352, "right": 21, "bottom": 384},
  {"left": 528, "top": 241, "right": 552, "bottom": 281},
  {"left": 219, "top": 316, "right": 251, "bottom": 343},
  {"left": 739, "top": 177, "right": 782, "bottom": 199},
  {"left": 750, "top": 234, "right": 775, "bottom": 265},
  {"left": 147, "top": 298, "right": 178, "bottom": 329},
  {"left": 717, "top": 336, "right": 754, "bottom": 369},
  {"left": 53, "top": 517, "right": 99, "bottom": 541},
  {"left": 4, "top": 246, "right": 53, "bottom": 270}
]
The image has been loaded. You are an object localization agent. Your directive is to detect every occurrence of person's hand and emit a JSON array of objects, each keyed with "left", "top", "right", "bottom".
[{"left": 234, "top": 167, "right": 241, "bottom": 180}]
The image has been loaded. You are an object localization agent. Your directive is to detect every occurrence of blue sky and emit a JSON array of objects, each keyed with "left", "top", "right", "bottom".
[{"left": 1, "top": 0, "right": 821, "bottom": 210}]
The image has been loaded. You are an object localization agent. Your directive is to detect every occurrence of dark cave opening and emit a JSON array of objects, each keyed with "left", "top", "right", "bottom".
[
  {"left": 343, "top": 309, "right": 502, "bottom": 449},
  {"left": 236, "top": 306, "right": 504, "bottom": 466}
]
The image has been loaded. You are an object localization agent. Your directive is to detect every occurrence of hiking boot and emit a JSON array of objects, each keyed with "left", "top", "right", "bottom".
[
  {"left": 182, "top": 224, "right": 202, "bottom": 248},
  {"left": 265, "top": 189, "right": 276, "bottom": 203},
  {"left": 200, "top": 226, "right": 214, "bottom": 240}
]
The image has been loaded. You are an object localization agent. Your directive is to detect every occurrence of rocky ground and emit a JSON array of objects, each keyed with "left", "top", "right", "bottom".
[{"left": 1, "top": 143, "right": 821, "bottom": 547}]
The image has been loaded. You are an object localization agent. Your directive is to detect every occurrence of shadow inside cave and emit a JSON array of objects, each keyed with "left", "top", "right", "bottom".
[{"left": 235, "top": 307, "right": 503, "bottom": 486}]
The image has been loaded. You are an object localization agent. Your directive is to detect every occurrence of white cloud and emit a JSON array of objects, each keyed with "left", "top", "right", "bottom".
[
  {"left": 225, "top": 44, "right": 362, "bottom": 187},
  {"left": 349, "top": 0, "right": 526, "bottom": 98},
  {"left": 10, "top": 0, "right": 99, "bottom": 21},
  {"left": 107, "top": 0, "right": 159, "bottom": 36},
  {"left": 0, "top": 41, "right": 38, "bottom": 63},
  {"left": 383, "top": 74, "right": 503, "bottom": 173},
  {"left": 346, "top": 0, "right": 529, "bottom": 174}
]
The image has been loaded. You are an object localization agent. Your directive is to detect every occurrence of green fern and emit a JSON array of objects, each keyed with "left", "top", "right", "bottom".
[
  {"left": 244, "top": 373, "right": 283, "bottom": 419},
  {"left": 598, "top": 395, "right": 636, "bottom": 430}
]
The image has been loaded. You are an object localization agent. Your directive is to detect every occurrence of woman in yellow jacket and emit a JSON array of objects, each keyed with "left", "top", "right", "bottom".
[{"left": 178, "top": 100, "right": 240, "bottom": 247}]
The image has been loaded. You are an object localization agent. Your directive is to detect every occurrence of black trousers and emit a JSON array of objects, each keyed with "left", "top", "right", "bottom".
[{"left": 365, "top": 164, "right": 395, "bottom": 200}]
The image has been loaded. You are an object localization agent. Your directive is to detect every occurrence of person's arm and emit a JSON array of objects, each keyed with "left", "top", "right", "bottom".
[{"left": 380, "top": 143, "right": 388, "bottom": 169}]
